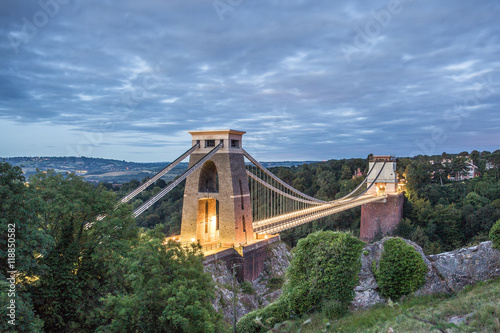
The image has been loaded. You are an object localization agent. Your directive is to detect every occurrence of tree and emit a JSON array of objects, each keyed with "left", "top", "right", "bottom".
[
  {"left": 0, "top": 162, "right": 44, "bottom": 332},
  {"left": 98, "top": 226, "right": 220, "bottom": 333},
  {"left": 470, "top": 150, "right": 480, "bottom": 166},
  {"left": 340, "top": 164, "right": 352, "bottom": 180},
  {"left": 26, "top": 170, "right": 138, "bottom": 332},
  {"left": 449, "top": 157, "right": 468, "bottom": 179},
  {"left": 405, "top": 162, "right": 431, "bottom": 198}
]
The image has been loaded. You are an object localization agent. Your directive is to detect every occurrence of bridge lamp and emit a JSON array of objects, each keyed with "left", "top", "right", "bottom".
[{"left": 191, "top": 237, "right": 196, "bottom": 243}]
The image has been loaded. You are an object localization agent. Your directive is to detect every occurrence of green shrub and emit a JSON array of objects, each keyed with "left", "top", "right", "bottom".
[
  {"left": 375, "top": 238, "right": 427, "bottom": 300},
  {"left": 236, "top": 298, "right": 290, "bottom": 333},
  {"left": 266, "top": 276, "right": 285, "bottom": 291},
  {"left": 241, "top": 281, "right": 255, "bottom": 295},
  {"left": 490, "top": 219, "right": 500, "bottom": 250},
  {"left": 283, "top": 231, "right": 365, "bottom": 316}
]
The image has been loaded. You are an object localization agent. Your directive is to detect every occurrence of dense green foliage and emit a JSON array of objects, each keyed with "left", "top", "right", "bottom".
[
  {"left": 395, "top": 150, "right": 500, "bottom": 254},
  {"left": 98, "top": 226, "right": 220, "bottom": 333},
  {"left": 104, "top": 178, "right": 185, "bottom": 236},
  {"left": 283, "top": 231, "right": 365, "bottom": 315},
  {"left": 374, "top": 238, "right": 427, "bottom": 300},
  {"left": 237, "top": 231, "right": 365, "bottom": 333},
  {"left": 0, "top": 163, "right": 44, "bottom": 332},
  {"left": 490, "top": 219, "right": 500, "bottom": 250},
  {"left": 0, "top": 162, "right": 218, "bottom": 333}
]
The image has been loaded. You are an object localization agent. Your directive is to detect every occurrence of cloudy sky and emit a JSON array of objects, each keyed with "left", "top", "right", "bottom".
[{"left": 1, "top": 0, "right": 499, "bottom": 162}]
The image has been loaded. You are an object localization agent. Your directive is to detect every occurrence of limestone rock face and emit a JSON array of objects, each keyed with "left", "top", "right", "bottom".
[
  {"left": 352, "top": 238, "right": 500, "bottom": 309},
  {"left": 426, "top": 241, "right": 500, "bottom": 292},
  {"left": 205, "top": 242, "right": 291, "bottom": 324},
  {"left": 209, "top": 237, "right": 500, "bottom": 321}
]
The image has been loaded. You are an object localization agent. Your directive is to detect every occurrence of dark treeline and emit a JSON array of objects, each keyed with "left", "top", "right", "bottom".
[{"left": 395, "top": 150, "right": 500, "bottom": 254}]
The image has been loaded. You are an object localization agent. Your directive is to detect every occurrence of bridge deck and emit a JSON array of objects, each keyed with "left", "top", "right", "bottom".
[{"left": 253, "top": 195, "right": 387, "bottom": 234}]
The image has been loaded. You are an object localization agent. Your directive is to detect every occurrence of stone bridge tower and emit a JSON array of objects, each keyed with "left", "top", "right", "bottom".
[
  {"left": 180, "top": 129, "right": 254, "bottom": 246},
  {"left": 360, "top": 155, "right": 404, "bottom": 242}
]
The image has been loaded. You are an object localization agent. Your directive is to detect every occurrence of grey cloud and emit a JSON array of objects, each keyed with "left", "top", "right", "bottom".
[{"left": 0, "top": 0, "right": 499, "bottom": 161}]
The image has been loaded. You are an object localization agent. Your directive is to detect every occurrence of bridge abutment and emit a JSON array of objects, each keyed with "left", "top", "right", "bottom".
[
  {"left": 360, "top": 193, "right": 404, "bottom": 242},
  {"left": 204, "top": 235, "right": 280, "bottom": 281}
]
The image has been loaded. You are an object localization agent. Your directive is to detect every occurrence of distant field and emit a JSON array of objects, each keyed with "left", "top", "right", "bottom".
[{"left": 84, "top": 170, "right": 155, "bottom": 178}]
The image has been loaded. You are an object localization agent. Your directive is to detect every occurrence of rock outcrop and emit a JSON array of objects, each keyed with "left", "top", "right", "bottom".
[
  {"left": 426, "top": 241, "right": 500, "bottom": 292},
  {"left": 353, "top": 238, "right": 500, "bottom": 309},
  {"left": 209, "top": 237, "right": 500, "bottom": 322},
  {"left": 205, "top": 242, "right": 291, "bottom": 324}
]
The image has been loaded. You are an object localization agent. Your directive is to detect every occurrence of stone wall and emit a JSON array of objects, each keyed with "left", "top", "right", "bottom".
[{"left": 204, "top": 235, "right": 281, "bottom": 281}]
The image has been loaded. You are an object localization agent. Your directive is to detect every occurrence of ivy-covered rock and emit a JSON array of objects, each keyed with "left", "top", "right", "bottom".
[
  {"left": 283, "top": 231, "right": 365, "bottom": 315},
  {"left": 236, "top": 231, "right": 365, "bottom": 333},
  {"left": 374, "top": 238, "right": 427, "bottom": 300},
  {"left": 490, "top": 219, "right": 500, "bottom": 250}
]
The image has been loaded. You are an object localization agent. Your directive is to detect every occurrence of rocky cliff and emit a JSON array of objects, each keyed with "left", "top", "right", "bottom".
[
  {"left": 209, "top": 237, "right": 500, "bottom": 323},
  {"left": 353, "top": 238, "right": 500, "bottom": 308},
  {"left": 205, "top": 241, "right": 291, "bottom": 324}
]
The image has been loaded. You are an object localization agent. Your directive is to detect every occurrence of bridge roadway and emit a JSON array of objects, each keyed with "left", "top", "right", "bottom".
[{"left": 252, "top": 194, "right": 387, "bottom": 234}]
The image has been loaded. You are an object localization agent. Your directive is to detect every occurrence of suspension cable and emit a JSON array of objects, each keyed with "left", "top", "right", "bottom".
[
  {"left": 246, "top": 170, "right": 323, "bottom": 205},
  {"left": 132, "top": 142, "right": 223, "bottom": 218},
  {"left": 119, "top": 143, "right": 200, "bottom": 204}
]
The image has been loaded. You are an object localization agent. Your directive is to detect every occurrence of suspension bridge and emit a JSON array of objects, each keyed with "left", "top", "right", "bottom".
[{"left": 89, "top": 129, "right": 403, "bottom": 279}]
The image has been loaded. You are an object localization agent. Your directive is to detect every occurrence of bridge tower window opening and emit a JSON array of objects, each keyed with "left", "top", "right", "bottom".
[
  {"left": 205, "top": 139, "right": 215, "bottom": 148},
  {"left": 231, "top": 140, "right": 240, "bottom": 148},
  {"left": 198, "top": 161, "right": 218, "bottom": 193}
]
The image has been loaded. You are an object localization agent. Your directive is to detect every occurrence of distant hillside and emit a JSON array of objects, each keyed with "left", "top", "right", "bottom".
[
  {"left": 2, "top": 156, "right": 186, "bottom": 184},
  {"left": 1, "top": 156, "right": 316, "bottom": 184}
]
